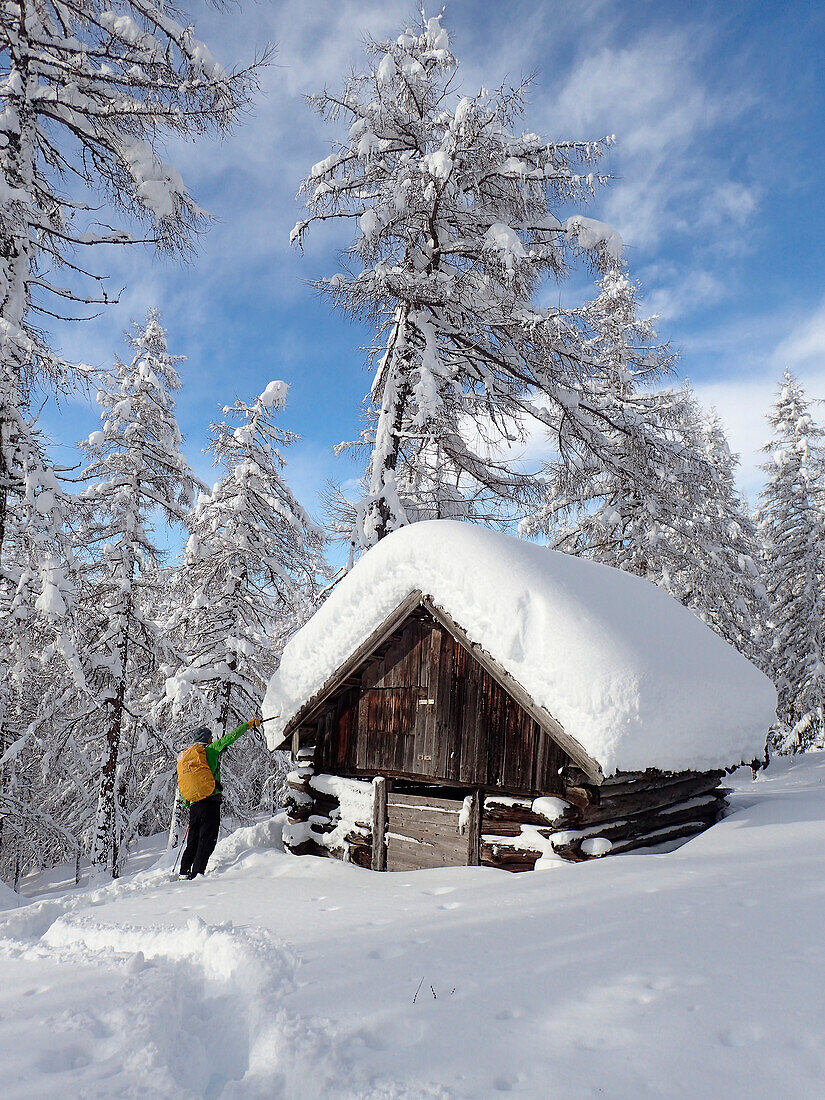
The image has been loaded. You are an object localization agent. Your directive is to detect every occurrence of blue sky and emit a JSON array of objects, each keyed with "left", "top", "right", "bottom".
[{"left": 39, "top": 0, "right": 825, "bottom": 559}]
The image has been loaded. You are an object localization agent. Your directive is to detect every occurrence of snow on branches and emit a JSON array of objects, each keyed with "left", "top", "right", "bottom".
[
  {"left": 71, "top": 309, "right": 200, "bottom": 874},
  {"left": 522, "top": 267, "right": 765, "bottom": 657},
  {"left": 757, "top": 372, "right": 825, "bottom": 752},
  {"left": 292, "top": 12, "right": 619, "bottom": 552},
  {"left": 0, "top": 0, "right": 267, "bottom": 627},
  {"left": 162, "top": 384, "right": 328, "bottom": 822}
]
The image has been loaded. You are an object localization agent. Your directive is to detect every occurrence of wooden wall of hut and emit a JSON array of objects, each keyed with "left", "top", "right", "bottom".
[
  {"left": 307, "top": 608, "right": 572, "bottom": 795},
  {"left": 283, "top": 752, "right": 728, "bottom": 872}
]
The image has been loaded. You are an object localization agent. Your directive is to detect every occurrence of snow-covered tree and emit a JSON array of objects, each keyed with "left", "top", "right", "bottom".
[
  {"left": 0, "top": 0, "right": 265, "bottom": 613},
  {"left": 757, "top": 372, "right": 825, "bottom": 752},
  {"left": 521, "top": 266, "right": 677, "bottom": 570},
  {"left": 66, "top": 309, "right": 198, "bottom": 874},
  {"left": 0, "top": 421, "right": 80, "bottom": 882},
  {"left": 163, "top": 381, "right": 327, "bottom": 826},
  {"left": 672, "top": 403, "right": 765, "bottom": 657},
  {"left": 292, "top": 12, "right": 622, "bottom": 555},
  {"left": 521, "top": 267, "right": 763, "bottom": 656}
]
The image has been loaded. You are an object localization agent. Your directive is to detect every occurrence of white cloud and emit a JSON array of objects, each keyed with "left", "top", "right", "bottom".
[
  {"left": 641, "top": 264, "right": 726, "bottom": 322},
  {"left": 775, "top": 293, "right": 825, "bottom": 367},
  {"left": 547, "top": 31, "right": 756, "bottom": 252}
]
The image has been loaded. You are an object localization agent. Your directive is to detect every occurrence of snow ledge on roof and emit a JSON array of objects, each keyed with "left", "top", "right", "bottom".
[{"left": 263, "top": 521, "right": 776, "bottom": 776}]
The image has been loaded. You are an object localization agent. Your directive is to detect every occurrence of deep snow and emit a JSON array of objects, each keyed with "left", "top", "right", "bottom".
[
  {"left": 2, "top": 755, "right": 824, "bottom": 1099},
  {"left": 263, "top": 521, "right": 775, "bottom": 773}
]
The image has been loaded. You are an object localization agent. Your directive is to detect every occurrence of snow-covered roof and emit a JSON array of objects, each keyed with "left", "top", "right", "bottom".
[{"left": 263, "top": 521, "right": 776, "bottom": 776}]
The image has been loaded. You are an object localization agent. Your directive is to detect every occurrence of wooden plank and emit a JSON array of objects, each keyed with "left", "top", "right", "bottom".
[
  {"left": 386, "top": 832, "right": 466, "bottom": 871},
  {"left": 388, "top": 791, "right": 464, "bottom": 811},
  {"left": 390, "top": 817, "right": 463, "bottom": 846},
  {"left": 391, "top": 828, "right": 466, "bottom": 855},
  {"left": 389, "top": 805, "right": 462, "bottom": 826},
  {"left": 418, "top": 617, "right": 439, "bottom": 778},
  {"left": 371, "top": 776, "right": 388, "bottom": 872},
  {"left": 433, "top": 625, "right": 454, "bottom": 780},
  {"left": 278, "top": 589, "right": 424, "bottom": 747},
  {"left": 422, "top": 597, "right": 603, "bottom": 783},
  {"left": 467, "top": 790, "right": 481, "bottom": 866}
]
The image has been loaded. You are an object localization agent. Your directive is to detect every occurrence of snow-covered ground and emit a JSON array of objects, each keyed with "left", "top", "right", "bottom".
[{"left": 2, "top": 755, "right": 824, "bottom": 1099}]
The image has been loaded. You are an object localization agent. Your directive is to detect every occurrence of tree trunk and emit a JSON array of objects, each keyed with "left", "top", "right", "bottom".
[
  {"left": 90, "top": 708, "right": 120, "bottom": 875},
  {"left": 364, "top": 306, "right": 411, "bottom": 545}
]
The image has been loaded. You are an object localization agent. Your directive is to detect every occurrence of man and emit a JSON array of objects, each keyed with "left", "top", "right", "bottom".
[{"left": 178, "top": 719, "right": 261, "bottom": 878}]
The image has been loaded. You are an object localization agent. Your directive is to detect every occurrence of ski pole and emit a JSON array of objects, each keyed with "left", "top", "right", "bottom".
[{"left": 173, "top": 825, "right": 189, "bottom": 874}]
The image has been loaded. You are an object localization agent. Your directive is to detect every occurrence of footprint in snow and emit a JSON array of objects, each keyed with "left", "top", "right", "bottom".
[
  {"left": 439, "top": 901, "right": 461, "bottom": 910},
  {"left": 367, "top": 945, "right": 407, "bottom": 960},
  {"left": 360, "top": 1018, "right": 425, "bottom": 1050},
  {"left": 37, "top": 1046, "right": 92, "bottom": 1074},
  {"left": 719, "top": 1022, "right": 764, "bottom": 1047},
  {"left": 423, "top": 886, "right": 455, "bottom": 896}
]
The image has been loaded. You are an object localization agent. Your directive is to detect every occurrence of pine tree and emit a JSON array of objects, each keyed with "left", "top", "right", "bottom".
[
  {"left": 757, "top": 371, "right": 825, "bottom": 751},
  {"left": 71, "top": 309, "right": 198, "bottom": 875},
  {"left": 292, "top": 12, "right": 622, "bottom": 555},
  {"left": 0, "top": 0, "right": 265, "bottom": 614},
  {"left": 163, "top": 382, "right": 327, "bottom": 826}
]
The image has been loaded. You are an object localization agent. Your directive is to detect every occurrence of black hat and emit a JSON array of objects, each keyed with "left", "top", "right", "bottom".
[{"left": 191, "top": 726, "right": 212, "bottom": 744}]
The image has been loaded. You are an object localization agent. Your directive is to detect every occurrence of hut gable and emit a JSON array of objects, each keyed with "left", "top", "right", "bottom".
[{"left": 294, "top": 599, "right": 591, "bottom": 792}]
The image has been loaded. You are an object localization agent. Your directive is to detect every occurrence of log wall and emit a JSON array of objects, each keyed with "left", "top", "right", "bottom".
[
  {"left": 282, "top": 751, "right": 374, "bottom": 868},
  {"left": 284, "top": 765, "right": 728, "bottom": 873},
  {"left": 480, "top": 769, "right": 728, "bottom": 871}
]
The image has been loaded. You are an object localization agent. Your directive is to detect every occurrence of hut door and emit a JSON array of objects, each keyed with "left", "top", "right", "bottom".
[
  {"left": 386, "top": 791, "right": 474, "bottom": 871},
  {"left": 357, "top": 616, "right": 435, "bottom": 776}
]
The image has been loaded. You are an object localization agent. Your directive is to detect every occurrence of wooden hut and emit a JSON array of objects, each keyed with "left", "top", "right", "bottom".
[{"left": 263, "top": 522, "right": 775, "bottom": 872}]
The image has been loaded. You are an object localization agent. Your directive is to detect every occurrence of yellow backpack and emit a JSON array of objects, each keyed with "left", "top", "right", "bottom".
[{"left": 177, "top": 744, "right": 216, "bottom": 803}]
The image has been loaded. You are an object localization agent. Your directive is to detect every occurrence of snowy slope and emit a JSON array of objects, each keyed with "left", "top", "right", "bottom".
[
  {"left": 264, "top": 521, "right": 775, "bottom": 774},
  {"left": 2, "top": 756, "right": 825, "bottom": 1099}
]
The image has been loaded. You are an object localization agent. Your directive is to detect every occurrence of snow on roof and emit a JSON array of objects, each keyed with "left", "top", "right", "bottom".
[{"left": 263, "top": 521, "right": 776, "bottom": 776}]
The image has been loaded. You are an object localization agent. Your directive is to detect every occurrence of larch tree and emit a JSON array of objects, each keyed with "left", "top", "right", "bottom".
[
  {"left": 521, "top": 267, "right": 764, "bottom": 656},
  {"left": 671, "top": 402, "right": 764, "bottom": 658},
  {"left": 757, "top": 371, "right": 825, "bottom": 752},
  {"left": 72, "top": 309, "right": 198, "bottom": 875},
  {"left": 163, "top": 382, "right": 327, "bottom": 834},
  {"left": 520, "top": 265, "right": 678, "bottom": 571},
  {"left": 291, "top": 12, "right": 624, "bottom": 558},
  {"left": 0, "top": 0, "right": 265, "bottom": 617},
  {"left": 0, "top": 2, "right": 265, "bottom": 884}
]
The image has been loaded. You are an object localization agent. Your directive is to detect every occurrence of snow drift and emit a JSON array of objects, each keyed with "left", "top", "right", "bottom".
[{"left": 263, "top": 521, "right": 776, "bottom": 775}]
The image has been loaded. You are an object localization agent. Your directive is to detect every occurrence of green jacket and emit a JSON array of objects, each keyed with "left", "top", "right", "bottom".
[{"left": 181, "top": 721, "right": 251, "bottom": 808}]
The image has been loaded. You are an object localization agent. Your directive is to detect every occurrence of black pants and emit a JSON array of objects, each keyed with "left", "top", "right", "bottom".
[{"left": 180, "top": 797, "right": 221, "bottom": 876}]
